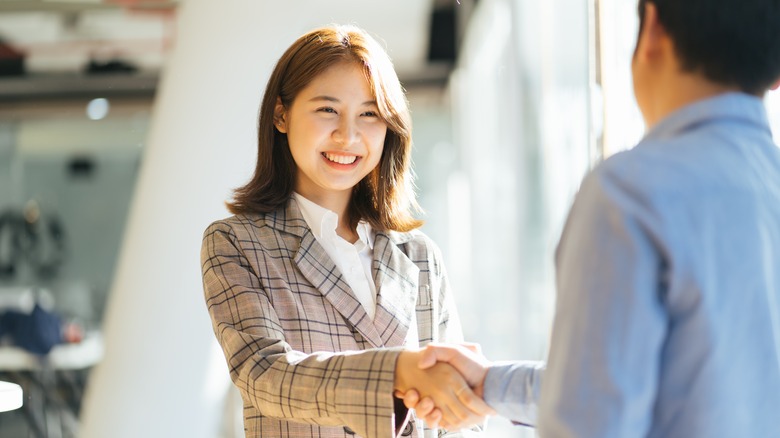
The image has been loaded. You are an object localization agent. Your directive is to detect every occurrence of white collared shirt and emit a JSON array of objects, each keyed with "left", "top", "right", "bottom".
[{"left": 293, "top": 193, "right": 378, "bottom": 320}]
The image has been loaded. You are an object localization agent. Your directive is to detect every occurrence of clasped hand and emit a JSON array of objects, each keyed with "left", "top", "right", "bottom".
[{"left": 394, "top": 343, "right": 495, "bottom": 431}]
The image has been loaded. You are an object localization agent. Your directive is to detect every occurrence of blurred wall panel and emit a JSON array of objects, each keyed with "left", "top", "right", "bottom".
[{"left": 449, "top": 0, "right": 591, "bottom": 435}]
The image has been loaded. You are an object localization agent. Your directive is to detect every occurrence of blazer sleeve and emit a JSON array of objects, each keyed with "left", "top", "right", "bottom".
[
  {"left": 201, "top": 221, "right": 401, "bottom": 438},
  {"left": 415, "top": 235, "right": 464, "bottom": 346}
]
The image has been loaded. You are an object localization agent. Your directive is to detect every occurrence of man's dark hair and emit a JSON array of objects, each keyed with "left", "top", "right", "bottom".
[{"left": 639, "top": 0, "right": 780, "bottom": 95}]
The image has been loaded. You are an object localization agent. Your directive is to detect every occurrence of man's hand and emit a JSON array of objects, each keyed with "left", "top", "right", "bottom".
[
  {"left": 394, "top": 349, "right": 493, "bottom": 430},
  {"left": 395, "top": 344, "right": 494, "bottom": 429}
]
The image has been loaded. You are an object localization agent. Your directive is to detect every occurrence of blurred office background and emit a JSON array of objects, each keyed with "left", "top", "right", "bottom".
[{"left": 0, "top": 0, "right": 778, "bottom": 437}]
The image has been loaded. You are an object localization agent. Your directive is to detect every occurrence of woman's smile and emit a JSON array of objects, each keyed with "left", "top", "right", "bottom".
[{"left": 322, "top": 151, "right": 360, "bottom": 166}]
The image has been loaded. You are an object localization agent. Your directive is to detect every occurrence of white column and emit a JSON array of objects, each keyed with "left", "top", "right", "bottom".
[{"left": 78, "top": 2, "right": 302, "bottom": 437}]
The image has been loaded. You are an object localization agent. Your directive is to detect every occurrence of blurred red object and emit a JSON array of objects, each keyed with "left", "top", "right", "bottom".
[{"left": 62, "top": 322, "right": 84, "bottom": 344}]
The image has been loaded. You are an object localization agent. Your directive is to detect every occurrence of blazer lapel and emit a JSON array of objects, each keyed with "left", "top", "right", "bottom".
[
  {"left": 293, "top": 231, "right": 385, "bottom": 347},
  {"left": 269, "top": 198, "right": 384, "bottom": 348},
  {"left": 371, "top": 232, "right": 419, "bottom": 347}
]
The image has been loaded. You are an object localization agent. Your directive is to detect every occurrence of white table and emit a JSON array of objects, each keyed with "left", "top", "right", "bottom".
[
  {"left": 0, "top": 380, "right": 23, "bottom": 412},
  {"left": 0, "top": 331, "right": 103, "bottom": 436}
]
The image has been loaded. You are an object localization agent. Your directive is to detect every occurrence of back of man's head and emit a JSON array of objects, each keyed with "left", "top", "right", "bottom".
[{"left": 639, "top": 0, "right": 780, "bottom": 95}]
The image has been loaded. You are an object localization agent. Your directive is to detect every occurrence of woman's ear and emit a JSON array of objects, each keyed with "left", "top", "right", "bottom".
[
  {"left": 274, "top": 96, "right": 288, "bottom": 133},
  {"left": 771, "top": 78, "right": 780, "bottom": 91}
]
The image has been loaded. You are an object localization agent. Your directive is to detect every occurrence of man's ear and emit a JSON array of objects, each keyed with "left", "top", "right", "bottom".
[
  {"left": 634, "top": 2, "right": 668, "bottom": 65},
  {"left": 274, "top": 96, "right": 287, "bottom": 133},
  {"left": 771, "top": 78, "right": 780, "bottom": 91}
]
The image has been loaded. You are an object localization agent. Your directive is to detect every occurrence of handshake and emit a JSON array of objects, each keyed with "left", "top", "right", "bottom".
[{"left": 393, "top": 343, "right": 496, "bottom": 431}]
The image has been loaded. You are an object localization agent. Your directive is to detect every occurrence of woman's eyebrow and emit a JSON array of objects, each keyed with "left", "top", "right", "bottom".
[
  {"left": 308, "top": 96, "right": 377, "bottom": 106},
  {"left": 309, "top": 95, "right": 339, "bottom": 103}
]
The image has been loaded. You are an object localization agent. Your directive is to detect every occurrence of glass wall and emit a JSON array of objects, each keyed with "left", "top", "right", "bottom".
[{"left": 419, "top": 0, "right": 593, "bottom": 435}]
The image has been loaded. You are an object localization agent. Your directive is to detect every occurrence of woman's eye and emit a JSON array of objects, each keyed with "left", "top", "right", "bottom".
[
  {"left": 362, "top": 111, "right": 378, "bottom": 117},
  {"left": 317, "top": 107, "right": 337, "bottom": 114}
]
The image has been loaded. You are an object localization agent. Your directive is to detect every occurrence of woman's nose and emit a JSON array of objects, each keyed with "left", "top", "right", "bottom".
[{"left": 332, "top": 118, "right": 359, "bottom": 145}]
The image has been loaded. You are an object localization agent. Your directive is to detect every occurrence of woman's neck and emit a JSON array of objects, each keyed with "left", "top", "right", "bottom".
[
  {"left": 336, "top": 222, "right": 359, "bottom": 244},
  {"left": 296, "top": 189, "right": 358, "bottom": 243}
]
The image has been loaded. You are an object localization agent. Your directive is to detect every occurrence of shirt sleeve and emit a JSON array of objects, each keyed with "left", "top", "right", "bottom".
[
  {"left": 201, "top": 221, "right": 402, "bottom": 438},
  {"left": 538, "top": 167, "right": 668, "bottom": 438},
  {"left": 483, "top": 360, "right": 545, "bottom": 426}
]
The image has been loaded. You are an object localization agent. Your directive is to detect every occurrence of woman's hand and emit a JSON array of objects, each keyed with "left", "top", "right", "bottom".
[{"left": 394, "top": 349, "right": 494, "bottom": 430}]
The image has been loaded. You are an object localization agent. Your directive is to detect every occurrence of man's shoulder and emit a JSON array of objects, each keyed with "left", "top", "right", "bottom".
[{"left": 592, "top": 132, "right": 718, "bottom": 193}]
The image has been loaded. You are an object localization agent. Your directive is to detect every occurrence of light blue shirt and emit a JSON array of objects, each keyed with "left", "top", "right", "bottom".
[{"left": 484, "top": 93, "right": 780, "bottom": 437}]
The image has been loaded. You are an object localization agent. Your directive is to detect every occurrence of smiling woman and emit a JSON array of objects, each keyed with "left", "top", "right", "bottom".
[
  {"left": 201, "top": 24, "right": 489, "bottom": 438},
  {"left": 227, "top": 24, "right": 420, "bottom": 236}
]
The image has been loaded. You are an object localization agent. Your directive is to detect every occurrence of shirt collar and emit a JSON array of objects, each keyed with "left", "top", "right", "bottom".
[
  {"left": 356, "top": 221, "right": 374, "bottom": 249},
  {"left": 643, "top": 92, "right": 771, "bottom": 143},
  {"left": 292, "top": 192, "right": 374, "bottom": 249}
]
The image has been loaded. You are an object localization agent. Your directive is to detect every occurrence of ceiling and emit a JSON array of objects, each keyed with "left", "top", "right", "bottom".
[{"left": 0, "top": 0, "right": 462, "bottom": 86}]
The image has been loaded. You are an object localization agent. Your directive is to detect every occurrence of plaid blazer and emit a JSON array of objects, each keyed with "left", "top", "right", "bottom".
[{"left": 202, "top": 198, "right": 466, "bottom": 438}]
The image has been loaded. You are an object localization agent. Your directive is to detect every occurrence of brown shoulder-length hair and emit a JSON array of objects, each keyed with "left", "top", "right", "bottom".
[{"left": 227, "top": 24, "right": 422, "bottom": 232}]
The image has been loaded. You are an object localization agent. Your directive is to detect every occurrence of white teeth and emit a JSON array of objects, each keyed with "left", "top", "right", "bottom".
[{"left": 323, "top": 153, "right": 357, "bottom": 164}]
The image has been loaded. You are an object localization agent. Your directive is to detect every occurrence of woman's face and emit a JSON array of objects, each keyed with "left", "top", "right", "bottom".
[{"left": 278, "top": 61, "right": 388, "bottom": 206}]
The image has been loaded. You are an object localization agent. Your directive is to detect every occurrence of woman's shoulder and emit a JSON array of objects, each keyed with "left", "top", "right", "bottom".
[
  {"left": 206, "top": 212, "right": 266, "bottom": 227},
  {"left": 385, "top": 228, "right": 442, "bottom": 256},
  {"left": 203, "top": 200, "right": 311, "bottom": 242},
  {"left": 203, "top": 212, "right": 271, "bottom": 238}
]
